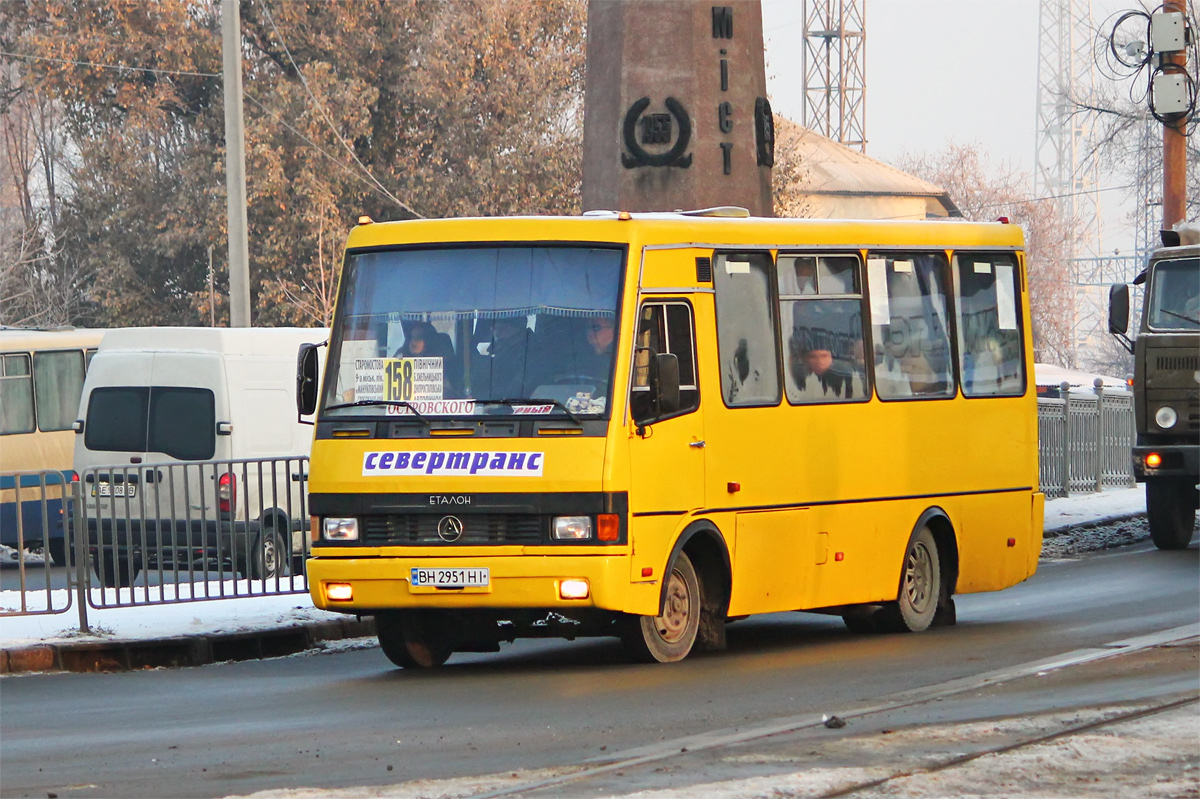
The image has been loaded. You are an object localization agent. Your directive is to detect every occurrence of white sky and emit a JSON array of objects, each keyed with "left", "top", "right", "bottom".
[{"left": 761, "top": 0, "right": 1140, "bottom": 250}]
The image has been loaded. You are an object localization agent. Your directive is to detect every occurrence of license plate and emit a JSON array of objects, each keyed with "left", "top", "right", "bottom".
[
  {"left": 410, "top": 567, "right": 489, "bottom": 588},
  {"left": 93, "top": 483, "right": 136, "bottom": 498}
]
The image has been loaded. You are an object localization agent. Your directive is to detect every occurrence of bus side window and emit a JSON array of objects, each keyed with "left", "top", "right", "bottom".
[
  {"left": 867, "top": 252, "right": 955, "bottom": 400},
  {"left": 0, "top": 353, "right": 35, "bottom": 435},
  {"left": 779, "top": 254, "right": 870, "bottom": 404},
  {"left": 714, "top": 252, "right": 780, "bottom": 406},
  {"left": 632, "top": 302, "right": 699, "bottom": 421},
  {"left": 33, "top": 349, "right": 87, "bottom": 431},
  {"left": 954, "top": 253, "right": 1025, "bottom": 396}
]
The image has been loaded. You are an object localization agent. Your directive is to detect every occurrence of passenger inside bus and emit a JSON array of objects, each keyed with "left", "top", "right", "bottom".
[
  {"left": 787, "top": 305, "right": 867, "bottom": 402},
  {"left": 470, "top": 316, "right": 532, "bottom": 399}
]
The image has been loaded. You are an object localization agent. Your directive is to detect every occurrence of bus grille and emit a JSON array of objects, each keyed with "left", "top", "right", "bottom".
[{"left": 362, "top": 514, "right": 543, "bottom": 545}]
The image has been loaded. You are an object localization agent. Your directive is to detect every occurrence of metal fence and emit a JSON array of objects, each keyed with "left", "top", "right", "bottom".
[
  {"left": 5, "top": 398, "right": 1138, "bottom": 629},
  {"left": 1037, "top": 382, "right": 1135, "bottom": 498},
  {"left": 2, "top": 457, "right": 310, "bottom": 632},
  {"left": 0, "top": 470, "right": 75, "bottom": 618}
]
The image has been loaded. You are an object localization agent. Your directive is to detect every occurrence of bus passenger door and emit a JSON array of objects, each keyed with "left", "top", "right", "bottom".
[{"left": 627, "top": 301, "right": 705, "bottom": 579}]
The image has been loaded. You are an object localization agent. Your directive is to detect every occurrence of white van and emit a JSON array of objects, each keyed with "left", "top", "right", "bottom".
[{"left": 73, "top": 327, "right": 327, "bottom": 587}]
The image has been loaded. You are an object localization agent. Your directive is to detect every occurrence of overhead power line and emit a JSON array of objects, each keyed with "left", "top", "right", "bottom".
[
  {"left": 4, "top": 28, "right": 419, "bottom": 217},
  {"left": 254, "top": 0, "right": 419, "bottom": 218},
  {"left": 0, "top": 50, "right": 219, "bottom": 78}
]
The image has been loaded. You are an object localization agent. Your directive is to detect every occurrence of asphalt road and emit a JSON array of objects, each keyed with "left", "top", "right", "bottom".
[{"left": 1, "top": 540, "right": 1196, "bottom": 799}]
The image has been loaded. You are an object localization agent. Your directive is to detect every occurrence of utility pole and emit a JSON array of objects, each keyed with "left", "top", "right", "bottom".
[
  {"left": 1160, "top": 0, "right": 1188, "bottom": 230},
  {"left": 222, "top": 0, "right": 252, "bottom": 327}
]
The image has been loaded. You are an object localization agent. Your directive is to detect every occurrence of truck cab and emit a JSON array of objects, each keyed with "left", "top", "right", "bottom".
[{"left": 1109, "top": 234, "right": 1199, "bottom": 549}]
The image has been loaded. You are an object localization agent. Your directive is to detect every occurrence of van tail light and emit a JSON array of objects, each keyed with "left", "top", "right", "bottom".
[{"left": 218, "top": 472, "right": 237, "bottom": 514}]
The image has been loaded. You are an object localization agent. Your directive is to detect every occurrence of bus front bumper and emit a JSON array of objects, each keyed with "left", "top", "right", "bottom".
[{"left": 307, "top": 553, "right": 633, "bottom": 613}]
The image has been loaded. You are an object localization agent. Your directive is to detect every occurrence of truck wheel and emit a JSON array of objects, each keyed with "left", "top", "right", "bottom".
[
  {"left": 623, "top": 551, "right": 701, "bottom": 663},
  {"left": 877, "top": 526, "right": 941, "bottom": 633},
  {"left": 376, "top": 611, "right": 453, "bottom": 669},
  {"left": 250, "top": 529, "right": 290, "bottom": 579},
  {"left": 94, "top": 553, "right": 138, "bottom": 588},
  {"left": 1147, "top": 479, "right": 1197, "bottom": 550}
]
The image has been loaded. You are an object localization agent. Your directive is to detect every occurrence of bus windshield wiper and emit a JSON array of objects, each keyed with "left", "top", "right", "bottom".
[
  {"left": 475, "top": 398, "right": 583, "bottom": 425},
  {"left": 323, "top": 399, "right": 428, "bottom": 423}
]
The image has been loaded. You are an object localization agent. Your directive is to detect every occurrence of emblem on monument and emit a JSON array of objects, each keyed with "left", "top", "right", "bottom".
[{"left": 621, "top": 96, "right": 694, "bottom": 169}]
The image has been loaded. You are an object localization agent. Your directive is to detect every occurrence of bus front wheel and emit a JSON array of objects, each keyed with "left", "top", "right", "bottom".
[
  {"left": 1147, "top": 479, "right": 1197, "bottom": 550},
  {"left": 376, "top": 611, "right": 453, "bottom": 669},
  {"left": 877, "top": 526, "right": 940, "bottom": 633},
  {"left": 624, "top": 551, "right": 701, "bottom": 663}
]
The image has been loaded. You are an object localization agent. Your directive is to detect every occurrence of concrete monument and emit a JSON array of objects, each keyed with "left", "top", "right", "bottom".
[{"left": 582, "top": 0, "right": 773, "bottom": 216}]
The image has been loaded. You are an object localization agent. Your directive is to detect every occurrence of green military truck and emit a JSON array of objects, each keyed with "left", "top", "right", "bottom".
[{"left": 1109, "top": 232, "right": 1198, "bottom": 550}]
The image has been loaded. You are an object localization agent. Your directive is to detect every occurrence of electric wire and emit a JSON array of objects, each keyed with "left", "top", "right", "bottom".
[
  {"left": 242, "top": 92, "right": 412, "bottom": 211},
  {"left": 0, "top": 50, "right": 219, "bottom": 78},
  {"left": 254, "top": 0, "right": 419, "bottom": 218},
  {"left": 4, "top": 32, "right": 421, "bottom": 217}
]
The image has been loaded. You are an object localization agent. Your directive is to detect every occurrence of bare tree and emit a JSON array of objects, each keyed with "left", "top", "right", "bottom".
[
  {"left": 0, "top": 62, "right": 84, "bottom": 326},
  {"left": 771, "top": 115, "right": 815, "bottom": 219},
  {"left": 894, "top": 142, "right": 1080, "bottom": 368}
]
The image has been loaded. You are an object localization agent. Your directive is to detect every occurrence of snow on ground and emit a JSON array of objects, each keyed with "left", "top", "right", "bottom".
[
  {"left": 0, "top": 486, "right": 1149, "bottom": 651},
  {"left": 217, "top": 702, "right": 1198, "bottom": 799}
]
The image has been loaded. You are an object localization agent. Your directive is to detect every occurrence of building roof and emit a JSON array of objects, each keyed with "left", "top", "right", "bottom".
[{"left": 789, "top": 127, "right": 961, "bottom": 216}]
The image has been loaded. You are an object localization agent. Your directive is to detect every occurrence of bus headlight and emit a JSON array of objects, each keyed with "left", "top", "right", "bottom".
[
  {"left": 552, "top": 516, "right": 592, "bottom": 540},
  {"left": 1154, "top": 406, "right": 1178, "bottom": 429},
  {"left": 323, "top": 517, "right": 359, "bottom": 541}
]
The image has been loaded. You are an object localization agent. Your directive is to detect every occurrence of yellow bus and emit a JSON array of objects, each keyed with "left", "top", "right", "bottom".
[
  {"left": 299, "top": 211, "right": 1042, "bottom": 667},
  {"left": 1, "top": 327, "right": 104, "bottom": 565}
]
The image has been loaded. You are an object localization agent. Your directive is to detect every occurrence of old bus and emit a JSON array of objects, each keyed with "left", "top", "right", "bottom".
[
  {"left": 299, "top": 210, "right": 1042, "bottom": 667},
  {"left": 1, "top": 327, "right": 103, "bottom": 565}
]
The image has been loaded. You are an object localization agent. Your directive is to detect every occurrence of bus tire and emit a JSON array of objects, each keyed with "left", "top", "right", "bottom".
[
  {"left": 95, "top": 553, "right": 137, "bottom": 588},
  {"left": 1147, "top": 479, "right": 1196, "bottom": 550},
  {"left": 623, "top": 551, "right": 701, "bottom": 663},
  {"left": 376, "top": 611, "right": 453, "bottom": 669},
  {"left": 878, "top": 526, "right": 940, "bottom": 633}
]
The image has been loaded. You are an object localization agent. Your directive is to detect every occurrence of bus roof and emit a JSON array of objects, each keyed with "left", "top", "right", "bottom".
[
  {"left": 344, "top": 213, "right": 1026, "bottom": 252},
  {"left": 0, "top": 327, "right": 106, "bottom": 352}
]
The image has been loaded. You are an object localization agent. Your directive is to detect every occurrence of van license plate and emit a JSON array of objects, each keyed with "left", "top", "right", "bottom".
[
  {"left": 93, "top": 484, "right": 136, "bottom": 498},
  {"left": 410, "top": 567, "right": 489, "bottom": 588}
]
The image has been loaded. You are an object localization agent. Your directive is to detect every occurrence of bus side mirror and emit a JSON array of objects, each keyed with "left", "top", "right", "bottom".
[
  {"left": 297, "top": 343, "right": 320, "bottom": 419},
  {"left": 655, "top": 352, "right": 680, "bottom": 414},
  {"left": 632, "top": 349, "right": 680, "bottom": 431},
  {"left": 1108, "top": 283, "right": 1129, "bottom": 335}
]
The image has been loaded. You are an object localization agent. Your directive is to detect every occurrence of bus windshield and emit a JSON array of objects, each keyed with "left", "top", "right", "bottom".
[
  {"left": 323, "top": 245, "right": 625, "bottom": 419},
  {"left": 1147, "top": 257, "right": 1200, "bottom": 331}
]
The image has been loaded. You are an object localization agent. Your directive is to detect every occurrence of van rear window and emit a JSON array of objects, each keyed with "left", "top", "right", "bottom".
[{"left": 85, "top": 387, "right": 215, "bottom": 460}]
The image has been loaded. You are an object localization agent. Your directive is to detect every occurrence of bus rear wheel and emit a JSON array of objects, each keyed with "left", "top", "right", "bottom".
[
  {"left": 1147, "top": 479, "right": 1196, "bottom": 550},
  {"left": 376, "top": 611, "right": 453, "bottom": 669},
  {"left": 877, "top": 526, "right": 940, "bottom": 633},
  {"left": 624, "top": 551, "right": 701, "bottom": 663}
]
